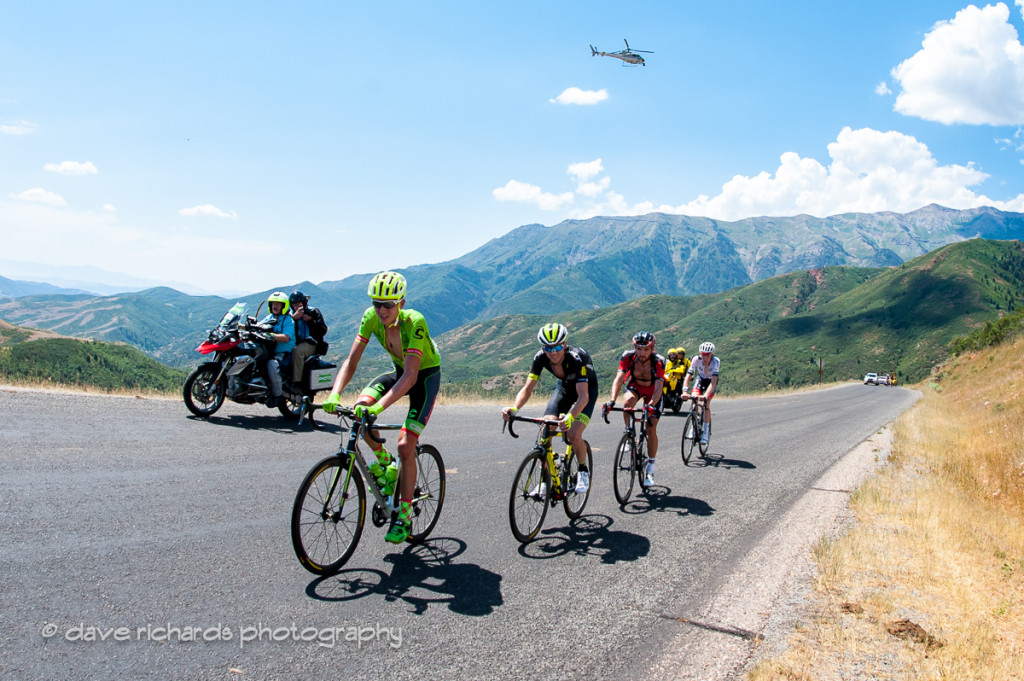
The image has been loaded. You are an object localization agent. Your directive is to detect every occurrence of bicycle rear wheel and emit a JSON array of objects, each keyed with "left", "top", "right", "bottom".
[
  {"left": 562, "top": 441, "right": 594, "bottom": 519},
  {"left": 698, "top": 418, "right": 710, "bottom": 457},
  {"left": 613, "top": 433, "right": 636, "bottom": 505},
  {"left": 405, "top": 444, "right": 446, "bottom": 544},
  {"left": 291, "top": 455, "right": 366, "bottom": 575},
  {"left": 681, "top": 413, "right": 699, "bottom": 464},
  {"left": 509, "top": 449, "right": 551, "bottom": 543}
]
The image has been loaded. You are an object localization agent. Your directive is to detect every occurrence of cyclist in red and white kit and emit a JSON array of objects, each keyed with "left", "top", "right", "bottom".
[
  {"left": 603, "top": 331, "right": 666, "bottom": 487},
  {"left": 682, "top": 341, "right": 720, "bottom": 446}
]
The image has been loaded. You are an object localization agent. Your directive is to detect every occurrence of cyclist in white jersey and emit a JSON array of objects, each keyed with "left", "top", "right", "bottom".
[{"left": 682, "top": 341, "right": 720, "bottom": 445}]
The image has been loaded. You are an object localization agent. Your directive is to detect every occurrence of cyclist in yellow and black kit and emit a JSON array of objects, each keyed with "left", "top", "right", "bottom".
[{"left": 502, "top": 323, "right": 599, "bottom": 494}]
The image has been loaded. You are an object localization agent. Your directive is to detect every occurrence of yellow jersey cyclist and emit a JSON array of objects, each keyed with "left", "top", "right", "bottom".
[
  {"left": 664, "top": 347, "right": 691, "bottom": 403},
  {"left": 322, "top": 271, "right": 441, "bottom": 544},
  {"left": 682, "top": 341, "right": 720, "bottom": 446},
  {"left": 502, "top": 323, "right": 599, "bottom": 495}
]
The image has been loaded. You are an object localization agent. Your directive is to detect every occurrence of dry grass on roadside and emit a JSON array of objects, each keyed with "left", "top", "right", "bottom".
[{"left": 748, "top": 338, "right": 1024, "bottom": 681}]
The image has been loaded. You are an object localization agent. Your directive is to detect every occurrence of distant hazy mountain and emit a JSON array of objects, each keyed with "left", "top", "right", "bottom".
[
  {"left": 0, "top": 260, "right": 248, "bottom": 297},
  {"left": 0, "top": 275, "right": 92, "bottom": 297}
]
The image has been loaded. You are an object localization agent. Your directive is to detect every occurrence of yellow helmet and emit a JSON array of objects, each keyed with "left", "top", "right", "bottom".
[
  {"left": 267, "top": 290, "right": 290, "bottom": 315},
  {"left": 367, "top": 271, "right": 407, "bottom": 301}
]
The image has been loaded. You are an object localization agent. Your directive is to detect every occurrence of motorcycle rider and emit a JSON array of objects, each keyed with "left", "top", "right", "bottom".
[
  {"left": 287, "top": 290, "right": 329, "bottom": 393},
  {"left": 257, "top": 291, "right": 295, "bottom": 408}
]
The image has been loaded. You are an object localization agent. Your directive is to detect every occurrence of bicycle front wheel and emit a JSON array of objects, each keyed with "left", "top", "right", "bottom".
[
  {"left": 562, "top": 441, "right": 594, "bottom": 519},
  {"left": 613, "top": 433, "right": 636, "bottom": 505},
  {"left": 509, "top": 449, "right": 551, "bottom": 543},
  {"left": 291, "top": 455, "right": 366, "bottom": 575},
  {"left": 681, "top": 413, "right": 699, "bottom": 464},
  {"left": 405, "top": 444, "right": 446, "bottom": 544}
]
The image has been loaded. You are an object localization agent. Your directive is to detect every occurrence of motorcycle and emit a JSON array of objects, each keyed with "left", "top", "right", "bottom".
[{"left": 182, "top": 302, "right": 338, "bottom": 426}]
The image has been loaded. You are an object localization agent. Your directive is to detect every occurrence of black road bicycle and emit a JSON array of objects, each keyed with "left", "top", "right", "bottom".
[
  {"left": 504, "top": 413, "right": 594, "bottom": 543},
  {"left": 680, "top": 395, "right": 710, "bottom": 463},
  {"left": 291, "top": 407, "right": 445, "bottom": 575},
  {"left": 604, "top": 405, "right": 656, "bottom": 505}
]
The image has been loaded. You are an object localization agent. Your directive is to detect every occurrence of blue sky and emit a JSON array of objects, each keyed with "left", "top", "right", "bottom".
[{"left": 2, "top": 1, "right": 1024, "bottom": 295}]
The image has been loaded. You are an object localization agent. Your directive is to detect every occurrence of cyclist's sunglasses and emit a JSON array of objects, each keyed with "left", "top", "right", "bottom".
[
  {"left": 372, "top": 300, "right": 399, "bottom": 310},
  {"left": 542, "top": 343, "right": 565, "bottom": 353}
]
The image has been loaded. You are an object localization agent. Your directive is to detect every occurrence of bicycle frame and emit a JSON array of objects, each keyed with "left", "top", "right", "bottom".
[
  {"left": 505, "top": 415, "right": 573, "bottom": 499},
  {"left": 323, "top": 410, "right": 406, "bottom": 519}
]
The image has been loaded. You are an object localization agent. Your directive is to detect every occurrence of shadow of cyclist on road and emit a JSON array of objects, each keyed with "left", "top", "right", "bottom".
[
  {"left": 619, "top": 487, "right": 715, "bottom": 518},
  {"left": 518, "top": 514, "right": 651, "bottom": 565},
  {"left": 304, "top": 537, "right": 503, "bottom": 616}
]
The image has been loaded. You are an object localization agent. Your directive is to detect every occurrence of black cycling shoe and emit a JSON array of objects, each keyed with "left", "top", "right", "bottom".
[{"left": 266, "top": 395, "right": 280, "bottom": 408}]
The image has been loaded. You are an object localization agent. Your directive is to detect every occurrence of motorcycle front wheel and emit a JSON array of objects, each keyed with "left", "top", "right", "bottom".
[{"left": 183, "top": 365, "right": 226, "bottom": 417}]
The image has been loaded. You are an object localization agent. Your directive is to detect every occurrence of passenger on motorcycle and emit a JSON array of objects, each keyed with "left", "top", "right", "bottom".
[
  {"left": 287, "top": 290, "right": 329, "bottom": 392},
  {"left": 257, "top": 291, "right": 295, "bottom": 408},
  {"left": 321, "top": 271, "right": 441, "bottom": 545},
  {"left": 664, "top": 347, "right": 690, "bottom": 397}
]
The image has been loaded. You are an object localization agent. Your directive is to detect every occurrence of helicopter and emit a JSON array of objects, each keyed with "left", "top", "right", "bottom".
[{"left": 589, "top": 39, "right": 653, "bottom": 66}]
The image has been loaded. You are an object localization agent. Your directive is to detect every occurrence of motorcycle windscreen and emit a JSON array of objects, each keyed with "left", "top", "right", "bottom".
[{"left": 219, "top": 302, "right": 247, "bottom": 328}]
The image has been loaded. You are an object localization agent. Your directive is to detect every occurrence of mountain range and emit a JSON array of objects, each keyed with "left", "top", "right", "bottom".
[{"left": 2, "top": 205, "right": 1023, "bottom": 384}]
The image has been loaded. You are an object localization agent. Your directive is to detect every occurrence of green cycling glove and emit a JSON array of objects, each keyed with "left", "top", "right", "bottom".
[
  {"left": 322, "top": 393, "right": 340, "bottom": 413},
  {"left": 353, "top": 403, "right": 383, "bottom": 419}
]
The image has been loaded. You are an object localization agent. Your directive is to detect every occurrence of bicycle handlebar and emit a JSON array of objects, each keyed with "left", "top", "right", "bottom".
[
  {"left": 601, "top": 405, "right": 646, "bottom": 424},
  {"left": 330, "top": 406, "right": 387, "bottom": 445},
  {"left": 502, "top": 412, "right": 562, "bottom": 440}
]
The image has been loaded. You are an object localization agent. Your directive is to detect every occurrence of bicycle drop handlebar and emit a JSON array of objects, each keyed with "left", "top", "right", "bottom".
[
  {"left": 329, "top": 406, "right": 387, "bottom": 446},
  {"left": 502, "top": 412, "right": 562, "bottom": 440},
  {"left": 602, "top": 405, "right": 649, "bottom": 425}
]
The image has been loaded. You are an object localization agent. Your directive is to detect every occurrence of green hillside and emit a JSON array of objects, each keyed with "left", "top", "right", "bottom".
[
  {"left": 435, "top": 239, "right": 1024, "bottom": 396},
  {"left": 0, "top": 322, "right": 186, "bottom": 392}
]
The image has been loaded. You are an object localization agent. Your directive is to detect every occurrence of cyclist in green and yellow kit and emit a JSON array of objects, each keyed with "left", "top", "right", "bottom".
[{"left": 322, "top": 271, "right": 441, "bottom": 544}]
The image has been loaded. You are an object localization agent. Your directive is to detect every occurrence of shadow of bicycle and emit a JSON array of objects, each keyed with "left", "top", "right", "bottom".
[
  {"left": 686, "top": 451, "right": 756, "bottom": 470},
  {"left": 516, "top": 514, "right": 651, "bottom": 564},
  {"left": 304, "top": 537, "right": 503, "bottom": 616},
  {"left": 618, "top": 485, "right": 716, "bottom": 517}
]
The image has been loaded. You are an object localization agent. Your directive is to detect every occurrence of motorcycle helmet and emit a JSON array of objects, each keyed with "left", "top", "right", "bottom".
[
  {"left": 367, "top": 271, "right": 406, "bottom": 301},
  {"left": 289, "top": 290, "right": 309, "bottom": 308},
  {"left": 632, "top": 331, "right": 656, "bottom": 348},
  {"left": 267, "top": 290, "right": 290, "bottom": 315},
  {"left": 537, "top": 323, "right": 568, "bottom": 346},
  {"left": 699, "top": 341, "right": 716, "bottom": 355}
]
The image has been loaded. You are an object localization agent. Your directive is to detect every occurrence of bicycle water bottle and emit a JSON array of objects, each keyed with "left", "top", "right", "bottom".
[{"left": 380, "top": 462, "right": 399, "bottom": 496}]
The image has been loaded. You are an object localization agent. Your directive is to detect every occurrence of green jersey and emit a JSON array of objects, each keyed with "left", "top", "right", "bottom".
[{"left": 356, "top": 307, "right": 441, "bottom": 370}]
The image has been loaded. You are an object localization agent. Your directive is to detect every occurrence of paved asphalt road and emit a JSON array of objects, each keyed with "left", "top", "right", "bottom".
[{"left": 0, "top": 384, "right": 918, "bottom": 680}]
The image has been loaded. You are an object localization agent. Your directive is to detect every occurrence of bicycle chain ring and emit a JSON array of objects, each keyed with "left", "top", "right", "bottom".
[{"left": 371, "top": 502, "right": 388, "bottom": 527}]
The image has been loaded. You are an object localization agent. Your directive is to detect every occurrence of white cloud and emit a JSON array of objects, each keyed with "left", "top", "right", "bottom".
[
  {"left": 875, "top": 81, "right": 892, "bottom": 96},
  {"left": 892, "top": 2, "right": 1024, "bottom": 125},
  {"left": 0, "top": 120, "right": 35, "bottom": 135},
  {"left": 102, "top": 204, "right": 117, "bottom": 213},
  {"left": 179, "top": 204, "right": 238, "bottom": 219},
  {"left": 44, "top": 160, "right": 99, "bottom": 175},
  {"left": 549, "top": 87, "right": 609, "bottom": 106},
  {"left": 494, "top": 127, "right": 1024, "bottom": 222},
  {"left": 568, "top": 159, "right": 604, "bottom": 182},
  {"left": 492, "top": 180, "right": 574, "bottom": 211},
  {"left": 10, "top": 188, "right": 67, "bottom": 207}
]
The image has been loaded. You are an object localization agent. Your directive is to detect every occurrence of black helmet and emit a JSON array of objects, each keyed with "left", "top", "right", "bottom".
[
  {"left": 289, "top": 290, "right": 308, "bottom": 306},
  {"left": 632, "top": 331, "right": 656, "bottom": 348}
]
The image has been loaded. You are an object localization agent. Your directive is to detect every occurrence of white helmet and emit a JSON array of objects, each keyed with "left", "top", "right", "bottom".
[{"left": 699, "top": 341, "right": 715, "bottom": 354}]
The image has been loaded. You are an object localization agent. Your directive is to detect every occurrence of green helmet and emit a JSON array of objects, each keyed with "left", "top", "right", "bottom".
[
  {"left": 537, "top": 323, "right": 568, "bottom": 346},
  {"left": 267, "top": 290, "right": 290, "bottom": 315},
  {"left": 367, "top": 271, "right": 407, "bottom": 301}
]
